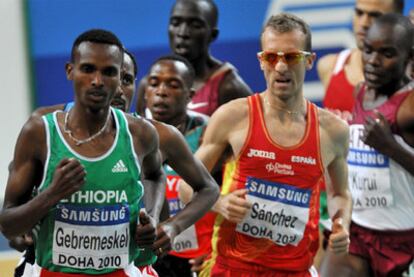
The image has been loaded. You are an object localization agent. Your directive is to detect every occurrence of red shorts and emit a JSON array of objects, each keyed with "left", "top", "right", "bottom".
[
  {"left": 349, "top": 222, "right": 414, "bottom": 277},
  {"left": 210, "top": 255, "right": 318, "bottom": 277},
  {"left": 138, "top": 265, "right": 159, "bottom": 277}
]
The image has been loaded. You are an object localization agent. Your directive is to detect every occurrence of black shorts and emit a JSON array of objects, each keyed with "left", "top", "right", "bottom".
[{"left": 153, "top": 254, "right": 192, "bottom": 277}]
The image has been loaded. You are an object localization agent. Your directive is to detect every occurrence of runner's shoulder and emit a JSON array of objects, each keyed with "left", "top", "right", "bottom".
[
  {"left": 210, "top": 97, "right": 249, "bottom": 126},
  {"left": 318, "top": 107, "right": 349, "bottom": 147}
]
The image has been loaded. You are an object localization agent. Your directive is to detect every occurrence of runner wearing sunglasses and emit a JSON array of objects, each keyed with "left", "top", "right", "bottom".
[
  {"left": 179, "top": 13, "right": 351, "bottom": 276},
  {"left": 257, "top": 50, "right": 312, "bottom": 67}
]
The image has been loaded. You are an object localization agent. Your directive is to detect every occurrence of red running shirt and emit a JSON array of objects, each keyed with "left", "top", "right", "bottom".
[
  {"left": 351, "top": 83, "right": 412, "bottom": 129},
  {"left": 323, "top": 49, "right": 355, "bottom": 112},
  {"left": 209, "top": 94, "right": 324, "bottom": 271}
]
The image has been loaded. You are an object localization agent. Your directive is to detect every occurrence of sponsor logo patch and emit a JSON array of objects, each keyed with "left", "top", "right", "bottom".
[{"left": 247, "top": 148, "right": 276, "bottom": 160}]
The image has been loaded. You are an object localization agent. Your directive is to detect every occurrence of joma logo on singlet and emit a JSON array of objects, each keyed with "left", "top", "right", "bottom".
[
  {"left": 291, "top": 155, "right": 316, "bottom": 165},
  {"left": 247, "top": 148, "right": 276, "bottom": 160}
]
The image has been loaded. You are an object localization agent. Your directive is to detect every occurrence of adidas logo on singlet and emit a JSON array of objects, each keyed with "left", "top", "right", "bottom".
[{"left": 112, "top": 160, "right": 128, "bottom": 173}]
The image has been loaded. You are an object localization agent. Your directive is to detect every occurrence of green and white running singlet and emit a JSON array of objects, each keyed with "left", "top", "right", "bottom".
[{"left": 34, "top": 108, "right": 144, "bottom": 274}]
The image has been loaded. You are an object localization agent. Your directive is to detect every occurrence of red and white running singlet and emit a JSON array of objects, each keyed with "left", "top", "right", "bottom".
[{"left": 323, "top": 49, "right": 355, "bottom": 112}]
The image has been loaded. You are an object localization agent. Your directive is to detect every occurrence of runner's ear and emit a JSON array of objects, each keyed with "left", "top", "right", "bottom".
[
  {"left": 210, "top": 28, "right": 219, "bottom": 43},
  {"left": 66, "top": 62, "right": 74, "bottom": 80},
  {"left": 258, "top": 57, "right": 265, "bottom": 71},
  {"left": 305, "top": 53, "right": 316, "bottom": 70},
  {"left": 188, "top": 88, "right": 195, "bottom": 101}
]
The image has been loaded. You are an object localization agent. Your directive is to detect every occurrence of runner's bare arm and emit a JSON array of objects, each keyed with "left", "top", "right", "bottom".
[
  {"left": 194, "top": 101, "right": 246, "bottom": 171},
  {"left": 179, "top": 100, "right": 252, "bottom": 222},
  {"left": 177, "top": 103, "right": 230, "bottom": 205},
  {"left": 157, "top": 123, "right": 219, "bottom": 235},
  {"left": 321, "top": 111, "right": 352, "bottom": 254},
  {"left": 5, "top": 162, "right": 34, "bottom": 252},
  {"left": 326, "top": 120, "right": 352, "bottom": 228},
  {"left": 0, "top": 117, "right": 86, "bottom": 239},
  {"left": 128, "top": 115, "right": 166, "bottom": 224},
  {"left": 5, "top": 106, "right": 67, "bottom": 248}
]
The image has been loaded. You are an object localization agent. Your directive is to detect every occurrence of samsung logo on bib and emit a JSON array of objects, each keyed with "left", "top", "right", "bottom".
[{"left": 247, "top": 148, "right": 276, "bottom": 160}]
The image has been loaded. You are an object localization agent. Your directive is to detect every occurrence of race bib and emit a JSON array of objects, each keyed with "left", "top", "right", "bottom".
[
  {"left": 166, "top": 172, "right": 200, "bottom": 253},
  {"left": 53, "top": 204, "right": 130, "bottom": 270},
  {"left": 348, "top": 125, "right": 393, "bottom": 210},
  {"left": 172, "top": 224, "right": 199, "bottom": 252},
  {"left": 236, "top": 177, "right": 311, "bottom": 246},
  {"left": 167, "top": 195, "right": 199, "bottom": 252}
]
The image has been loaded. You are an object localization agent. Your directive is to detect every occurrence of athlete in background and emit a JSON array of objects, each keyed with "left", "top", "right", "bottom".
[
  {"left": 143, "top": 55, "right": 216, "bottom": 276},
  {"left": 136, "top": 0, "right": 252, "bottom": 118},
  {"left": 314, "top": 1, "right": 403, "bottom": 269},
  {"left": 320, "top": 13, "right": 414, "bottom": 277}
]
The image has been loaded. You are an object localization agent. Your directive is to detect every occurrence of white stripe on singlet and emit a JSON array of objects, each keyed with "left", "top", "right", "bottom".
[{"left": 332, "top": 49, "right": 351, "bottom": 75}]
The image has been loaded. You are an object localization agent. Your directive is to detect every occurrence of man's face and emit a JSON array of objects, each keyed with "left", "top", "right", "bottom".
[
  {"left": 145, "top": 60, "right": 192, "bottom": 124},
  {"left": 353, "top": 0, "right": 395, "bottom": 49},
  {"left": 259, "top": 28, "right": 314, "bottom": 100},
  {"left": 112, "top": 53, "right": 136, "bottom": 112},
  {"left": 67, "top": 42, "right": 122, "bottom": 111},
  {"left": 168, "top": 0, "right": 215, "bottom": 61},
  {"left": 362, "top": 23, "right": 409, "bottom": 90}
]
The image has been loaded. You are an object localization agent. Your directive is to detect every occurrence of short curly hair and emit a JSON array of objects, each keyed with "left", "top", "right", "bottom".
[{"left": 71, "top": 29, "right": 124, "bottom": 62}]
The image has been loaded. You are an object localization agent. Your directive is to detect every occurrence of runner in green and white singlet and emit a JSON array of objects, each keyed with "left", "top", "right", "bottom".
[
  {"left": 6, "top": 49, "right": 219, "bottom": 277},
  {"left": 0, "top": 30, "right": 165, "bottom": 277},
  {"left": 34, "top": 108, "right": 143, "bottom": 274}
]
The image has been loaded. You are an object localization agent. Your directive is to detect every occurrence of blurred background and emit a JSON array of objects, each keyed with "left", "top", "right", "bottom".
[{"left": 0, "top": 0, "right": 413, "bottom": 275}]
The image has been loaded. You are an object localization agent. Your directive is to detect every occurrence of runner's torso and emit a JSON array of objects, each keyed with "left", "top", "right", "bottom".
[
  {"left": 348, "top": 83, "right": 414, "bottom": 230},
  {"left": 212, "top": 94, "right": 324, "bottom": 271},
  {"left": 35, "top": 108, "right": 143, "bottom": 274}
]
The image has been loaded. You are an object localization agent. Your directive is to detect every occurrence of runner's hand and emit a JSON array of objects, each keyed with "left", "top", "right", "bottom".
[
  {"left": 213, "top": 189, "right": 252, "bottom": 223},
  {"left": 362, "top": 111, "right": 395, "bottom": 156},
  {"left": 135, "top": 209, "right": 156, "bottom": 249},
  {"left": 47, "top": 158, "right": 86, "bottom": 201},
  {"left": 189, "top": 253, "right": 208, "bottom": 272},
  {"left": 328, "top": 218, "right": 349, "bottom": 255},
  {"left": 8, "top": 233, "right": 33, "bottom": 252},
  {"left": 153, "top": 223, "right": 177, "bottom": 256}
]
